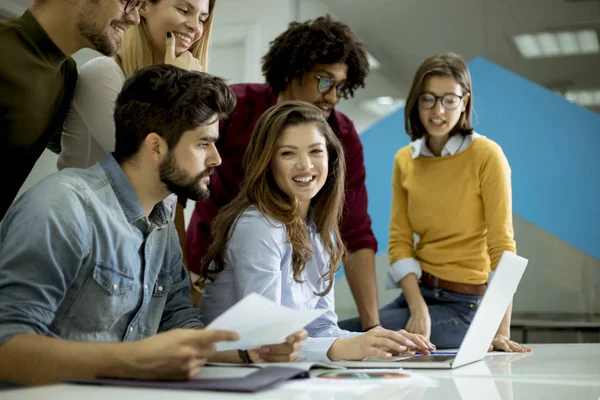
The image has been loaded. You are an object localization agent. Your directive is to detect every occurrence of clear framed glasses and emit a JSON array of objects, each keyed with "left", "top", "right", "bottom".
[
  {"left": 418, "top": 93, "right": 465, "bottom": 110},
  {"left": 315, "top": 75, "right": 346, "bottom": 95},
  {"left": 123, "top": 0, "right": 143, "bottom": 14}
]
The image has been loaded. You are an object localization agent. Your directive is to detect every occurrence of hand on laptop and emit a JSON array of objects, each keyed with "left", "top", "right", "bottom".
[
  {"left": 247, "top": 329, "right": 308, "bottom": 362},
  {"left": 326, "top": 327, "right": 434, "bottom": 361},
  {"left": 396, "top": 329, "right": 436, "bottom": 353},
  {"left": 405, "top": 306, "right": 432, "bottom": 340},
  {"left": 489, "top": 333, "right": 532, "bottom": 353}
]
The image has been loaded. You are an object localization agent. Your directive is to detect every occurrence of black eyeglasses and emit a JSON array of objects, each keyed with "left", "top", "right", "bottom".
[
  {"left": 123, "top": 0, "right": 143, "bottom": 14},
  {"left": 315, "top": 75, "right": 346, "bottom": 95},
  {"left": 418, "top": 93, "right": 465, "bottom": 110}
]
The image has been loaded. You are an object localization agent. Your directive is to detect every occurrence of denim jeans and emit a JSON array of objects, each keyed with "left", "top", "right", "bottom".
[{"left": 337, "top": 285, "right": 482, "bottom": 349}]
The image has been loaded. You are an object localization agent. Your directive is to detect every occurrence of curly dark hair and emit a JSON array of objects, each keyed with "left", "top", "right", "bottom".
[{"left": 261, "top": 15, "right": 369, "bottom": 99}]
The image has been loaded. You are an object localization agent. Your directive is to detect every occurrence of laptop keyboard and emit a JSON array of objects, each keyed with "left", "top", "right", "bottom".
[{"left": 401, "top": 355, "right": 456, "bottom": 362}]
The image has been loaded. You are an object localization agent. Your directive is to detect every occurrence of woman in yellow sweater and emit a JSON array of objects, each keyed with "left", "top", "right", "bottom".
[{"left": 340, "top": 53, "right": 530, "bottom": 352}]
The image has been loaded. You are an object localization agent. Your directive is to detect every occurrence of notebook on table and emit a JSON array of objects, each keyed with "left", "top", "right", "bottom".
[
  {"left": 68, "top": 366, "right": 307, "bottom": 393},
  {"left": 207, "top": 361, "right": 344, "bottom": 371}
]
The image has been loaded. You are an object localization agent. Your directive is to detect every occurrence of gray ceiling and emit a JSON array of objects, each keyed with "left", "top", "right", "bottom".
[{"left": 323, "top": 0, "right": 600, "bottom": 115}]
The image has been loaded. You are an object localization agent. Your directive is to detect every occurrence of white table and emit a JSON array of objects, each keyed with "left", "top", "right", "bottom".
[{"left": 2, "top": 344, "right": 600, "bottom": 400}]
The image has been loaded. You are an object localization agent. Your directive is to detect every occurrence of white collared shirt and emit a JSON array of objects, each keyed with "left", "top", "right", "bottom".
[
  {"left": 410, "top": 132, "right": 481, "bottom": 159},
  {"left": 200, "top": 206, "right": 361, "bottom": 363}
]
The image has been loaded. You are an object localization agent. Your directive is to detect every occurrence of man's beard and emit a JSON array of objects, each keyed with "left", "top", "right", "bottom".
[
  {"left": 76, "top": 1, "right": 120, "bottom": 56},
  {"left": 159, "top": 153, "right": 213, "bottom": 202}
]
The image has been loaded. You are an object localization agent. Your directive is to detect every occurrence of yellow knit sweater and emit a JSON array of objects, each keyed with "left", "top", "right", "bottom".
[{"left": 389, "top": 136, "right": 516, "bottom": 285}]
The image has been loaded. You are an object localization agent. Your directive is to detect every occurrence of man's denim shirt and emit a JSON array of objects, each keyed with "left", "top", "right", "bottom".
[{"left": 0, "top": 155, "right": 203, "bottom": 345}]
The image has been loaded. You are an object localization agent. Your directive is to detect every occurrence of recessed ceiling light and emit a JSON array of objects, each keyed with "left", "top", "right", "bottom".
[
  {"left": 564, "top": 90, "right": 600, "bottom": 106},
  {"left": 557, "top": 32, "right": 580, "bottom": 55},
  {"left": 578, "top": 30, "right": 600, "bottom": 53},
  {"left": 360, "top": 97, "right": 405, "bottom": 117},
  {"left": 513, "top": 29, "right": 599, "bottom": 58},
  {"left": 376, "top": 96, "right": 395, "bottom": 106}
]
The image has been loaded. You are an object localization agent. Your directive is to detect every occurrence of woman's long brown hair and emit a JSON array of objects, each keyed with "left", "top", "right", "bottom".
[{"left": 202, "top": 101, "right": 347, "bottom": 296}]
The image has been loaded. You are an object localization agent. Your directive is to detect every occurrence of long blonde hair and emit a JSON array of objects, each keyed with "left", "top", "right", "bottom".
[{"left": 119, "top": 0, "right": 216, "bottom": 78}]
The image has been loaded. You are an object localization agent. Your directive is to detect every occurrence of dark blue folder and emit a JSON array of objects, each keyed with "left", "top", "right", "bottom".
[{"left": 68, "top": 366, "right": 308, "bottom": 393}]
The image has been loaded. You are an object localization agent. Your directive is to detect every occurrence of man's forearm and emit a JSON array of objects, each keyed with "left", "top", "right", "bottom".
[
  {"left": 344, "top": 248, "right": 379, "bottom": 329},
  {"left": 0, "top": 333, "right": 130, "bottom": 385},
  {"left": 496, "top": 300, "right": 513, "bottom": 337}
]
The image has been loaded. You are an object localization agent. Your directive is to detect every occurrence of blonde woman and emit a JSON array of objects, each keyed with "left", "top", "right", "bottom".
[
  {"left": 59, "top": 0, "right": 215, "bottom": 170},
  {"left": 58, "top": 0, "right": 216, "bottom": 266}
]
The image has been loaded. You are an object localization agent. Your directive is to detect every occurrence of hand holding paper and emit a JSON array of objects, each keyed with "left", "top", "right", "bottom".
[
  {"left": 249, "top": 329, "right": 308, "bottom": 363},
  {"left": 206, "top": 293, "right": 325, "bottom": 351}
]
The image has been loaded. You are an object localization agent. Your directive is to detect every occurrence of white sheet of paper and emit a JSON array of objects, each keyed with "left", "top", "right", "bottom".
[{"left": 206, "top": 292, "right": 326, "bottom": 351}]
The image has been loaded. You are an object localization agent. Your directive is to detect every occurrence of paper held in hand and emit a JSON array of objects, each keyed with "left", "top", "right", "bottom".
[{"left": 206, "top": 292, "right": 326, "bottom": 351}]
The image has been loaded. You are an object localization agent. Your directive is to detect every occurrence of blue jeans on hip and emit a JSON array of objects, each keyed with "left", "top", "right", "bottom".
[{"left": 337, "top": 285, "right": 482, "bottom": 349}]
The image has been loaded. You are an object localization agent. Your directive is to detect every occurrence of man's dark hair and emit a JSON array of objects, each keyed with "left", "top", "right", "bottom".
[
  {"left": 261, "top": 15, "right": 369, "bottom": 99},
  {"left": 113, "top": 64, "right": 236, "bottom": 162}
]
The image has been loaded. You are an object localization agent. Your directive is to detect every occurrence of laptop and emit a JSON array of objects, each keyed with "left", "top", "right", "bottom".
[{"left": 335, "top": 251, "right": 528, "bottom": 370}]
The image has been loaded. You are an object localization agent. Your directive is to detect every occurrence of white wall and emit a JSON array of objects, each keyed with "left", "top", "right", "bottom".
[{"left": 208, "top": 0, "right": 295, "bottom": 83}]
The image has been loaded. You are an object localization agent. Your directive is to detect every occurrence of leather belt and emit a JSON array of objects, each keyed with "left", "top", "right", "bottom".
[{"left": 421, "top": 271, "right": 486, "bottom": 296}]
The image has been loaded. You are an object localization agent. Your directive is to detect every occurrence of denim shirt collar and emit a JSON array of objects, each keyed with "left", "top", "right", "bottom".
[{"left": 101, "top": 154, "right": 169, "bottom": 228}]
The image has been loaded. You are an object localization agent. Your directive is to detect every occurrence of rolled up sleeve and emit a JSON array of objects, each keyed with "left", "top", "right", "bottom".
[{"left": 386, "top": 257, "right": 422, "bottom": 289}]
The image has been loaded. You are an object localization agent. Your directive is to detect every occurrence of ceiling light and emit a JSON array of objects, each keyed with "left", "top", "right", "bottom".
[
  {"left": 514, "top": 34, "right": 542, "bottom": 58},
  {"left": 557, "top": 32, "right": 579, "bottom": 54},
  {"left": 537, "top": 33, "right": 561, "bottom": 56},
  {"left": 360, "top": 97, "right": 405, "bottom": 118},
  {"left": 578, "top": 91, "right": 595, "bottom": 106},
  {"left": 367, "top": 52, "right": 380, "bottom": 70},
  {"left": 564, "top": 90, "right": 600, "bottom": 106},
  {"left": 578, "top": 30, "right": 600, "bottom": 53},
  {"left": 376, "top": 96, "right": 395, "bottom": 106},
  {"left": 513, "top": 29, "right": 599, "bottom": 58}
]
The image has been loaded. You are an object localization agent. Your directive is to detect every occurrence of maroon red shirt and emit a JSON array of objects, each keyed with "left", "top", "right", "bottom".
[{"left": 185, "top": 83, "right": 377, "bottom": 275}]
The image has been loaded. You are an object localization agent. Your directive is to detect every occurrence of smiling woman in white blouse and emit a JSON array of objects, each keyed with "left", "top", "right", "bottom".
[{"left": 198, "top": 101, "right": 434, "bottom": 363}]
